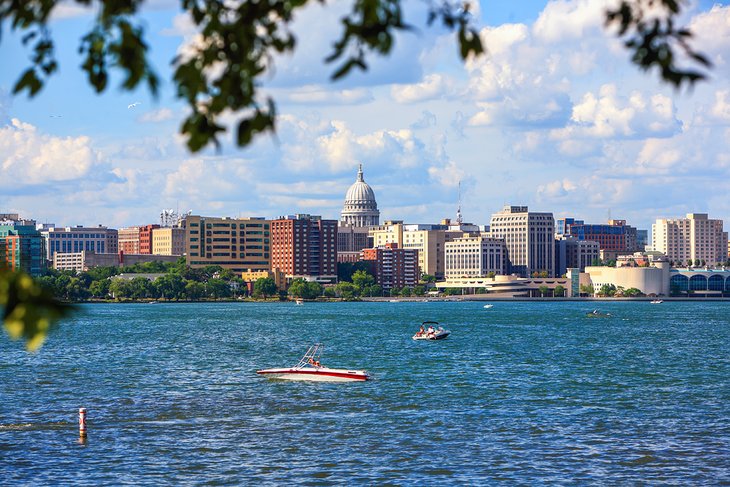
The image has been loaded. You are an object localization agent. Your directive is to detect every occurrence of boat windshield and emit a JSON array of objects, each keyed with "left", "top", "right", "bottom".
[{"left": 295, "top": 343, "right": 324, "bottom": 368}]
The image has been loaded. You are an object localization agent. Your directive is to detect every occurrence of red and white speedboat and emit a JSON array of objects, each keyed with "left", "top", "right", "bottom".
[{"left": 257, "top": 344, "right": 369, "bottom": 382}]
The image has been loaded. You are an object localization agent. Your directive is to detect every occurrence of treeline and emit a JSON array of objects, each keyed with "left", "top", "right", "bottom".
[
  {"left": 37, "top": 259, "right": 443, "bottom": 302},
  {"left": 38, "top": 258, "right": 250, "bottom": 301}
]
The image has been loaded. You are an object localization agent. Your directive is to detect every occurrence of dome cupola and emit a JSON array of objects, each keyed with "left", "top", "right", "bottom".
[{"left": 340, "top": 164, "right": 379, "bottom": 227}]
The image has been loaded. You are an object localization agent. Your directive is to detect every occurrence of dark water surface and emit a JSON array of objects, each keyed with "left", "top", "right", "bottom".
[{"left": 1, "top": 301, "right": 729, "bottom": 484}]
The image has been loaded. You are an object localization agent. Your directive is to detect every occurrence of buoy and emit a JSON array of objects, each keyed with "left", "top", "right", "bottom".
[{"left": 79, "top": 408, "right": 87, "bottom": 437}]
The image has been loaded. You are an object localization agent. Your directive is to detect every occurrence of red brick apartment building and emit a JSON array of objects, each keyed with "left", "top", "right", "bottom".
[
  {"left": 271, "top": 215, "right": 337, "bottom": 282},
  {"left": 361, "top": 243, "right": 419, "bottom": 291}
]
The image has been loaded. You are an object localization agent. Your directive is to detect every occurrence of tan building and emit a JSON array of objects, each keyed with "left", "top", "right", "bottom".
[
  {"left": 370, "top": 220, "right": 404, "bottom": 248},
  {"left": 652, "top": 213, "right": 728, "bottom": 266},
  {"left": 489, "top": 205, "right": 555, "bottom": 277},
  {"left": 241, "top": 268, "right": 286, "bottom": 293},
  {"left": 445, "top": 233, "right": 505, "bottom": 279},
  {"left": 53, "top": 251, "right": 179, "bottom": 272},
  {"left": 185, "top": 215, "right": 270, "bottom": 273},
  {"left": 369, "top": 221, "right": 469, "bottom": 279},
  {"left": 118, "top": 226, "right": 141, "bottom": 254},
  {"left": 152, "top": 227, "right": 185, "bottom": 256}
]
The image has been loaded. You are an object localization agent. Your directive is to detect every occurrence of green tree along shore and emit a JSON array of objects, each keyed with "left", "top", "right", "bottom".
[{"left": 32, "top": 258, "right": 252, "bottom": 302}]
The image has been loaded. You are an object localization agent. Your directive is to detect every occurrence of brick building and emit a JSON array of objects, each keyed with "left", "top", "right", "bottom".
[
  {"left": 361, "top": 243, "right": 419, "bottom": 291},
  {"left": 271, "top": 214, "right": 337, "bottom": 282}
]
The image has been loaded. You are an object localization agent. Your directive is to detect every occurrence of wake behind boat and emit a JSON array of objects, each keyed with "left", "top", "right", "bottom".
[
  {"left": 413, "top": 321, "right": 451, "bottom": 340},
  {"left": 256, "top": 344, "right": 369, "bottom": 382}
]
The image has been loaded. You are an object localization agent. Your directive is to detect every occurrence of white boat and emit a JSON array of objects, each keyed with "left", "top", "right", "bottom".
[
  {"left": 650, "top": 299, "right": 663, "bottom": 304},
  {"left": 483, "top": 304, "right": 493, "bottom": 309},
  {"left": 257, "top": 344, "right": 369, "bottom": 382},
  {"left": 412, "top": 321, "right": 451, "bottom": 340},
  {"left": 295, "top": 299, "right": 304, "bottom": 305}
]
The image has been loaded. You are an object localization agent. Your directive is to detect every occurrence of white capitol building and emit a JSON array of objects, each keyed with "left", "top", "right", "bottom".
[{"left": 340, "top": 164, "right": 379, "bottom": 227}]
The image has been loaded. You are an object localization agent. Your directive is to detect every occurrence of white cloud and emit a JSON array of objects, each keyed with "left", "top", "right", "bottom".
[
  {"left": 710, "top": 90, "right": 730, "bottom": 122},
  {"left": 428, "top": 160, "right": 464, "bottom": 188},
  {"left": 533, "top": 0, "right": 611, "bottom": 43},
  {"left": 164, "top": 157, "right": 255, "bottom": 205},
  {"left": 139, "top": 108, "right": 174, "bottom": 123},
  {"left": 391, "top": 74, "right": 453, "bottom": 104},
  {"left": 283, "top": 86, "right": 374, "bottom": 105},
  {"left": 551, "top": 84, "right": 681, "bottom": 142},
  {"left": 688, "top": 5, "right": 730, "bottom": 75},
  {"left": 0, "top": 119, "right": 102, "bottom": 187}
]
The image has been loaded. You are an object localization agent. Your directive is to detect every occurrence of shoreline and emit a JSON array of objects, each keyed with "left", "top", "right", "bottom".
[{"left": 69, "top": 296, "right": 730, "bottom": 304}]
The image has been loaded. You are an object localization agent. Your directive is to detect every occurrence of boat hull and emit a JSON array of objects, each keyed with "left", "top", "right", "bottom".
[
  {"left": 412, "top": 331, "right": 451, "bottom": 340},
  {"left": 256, "top": 367, "right": 369, "bottom": 382}
]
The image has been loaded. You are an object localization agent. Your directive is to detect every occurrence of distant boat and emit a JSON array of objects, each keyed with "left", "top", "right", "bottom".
[
  {"left": 295, "top": 299, "right": 303, "bottom": 305},
  {"left": 650, "top": 299, "right": 663, "bottom": 304},
  {"left": 412, "top": 321, "right": 451, "bottom": 340},
  {"left": 483, "top": 304, "right": 493, "bottom": 309},
  {"left": 585, "top": 310, "right": 612, "bottom": 318}
]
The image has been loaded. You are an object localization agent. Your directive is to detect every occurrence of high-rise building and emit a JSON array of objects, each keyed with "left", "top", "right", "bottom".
[
  {"left": 560, "top": 219, "right": 640, "bottom": 256},
  {"left": 489, "top": 205, "right": 555, "bottom": 277},
  {"left": 185, "top": 215, "right": 271, "bottom": 273},
  {"left": 152, "top": 227, "right": 186, "bottom": 256},
  {"left": 361, "top": 243, "right": 419, "bottom": 291},
  {"left": 271, "top": 214, "right": 337, "bottom": 282},
  {"left": 444, "top": 233, "right": 505, "bottom": 279},
  {"left": 340, "top": 164, "right": 380, "bottom": 227},
  {"left": 370, "top": 220, "right": 404, "bottom": 248},
  {"left": 41, "top": 225, "right": 119, "bottom": 260},
  {"left": 652, "top": 213, "right": 728, "bottom": 265},
  {"left": 555, "top": 237, "right": 600, "bottom": 276},
  {"left": 555, "top": 217, "right": 584, "bottom": 237},
  {"left": 0, "top": 222, "right": 47, "bottom": 276}
]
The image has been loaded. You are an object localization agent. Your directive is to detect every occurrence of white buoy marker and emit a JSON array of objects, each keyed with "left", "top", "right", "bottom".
[{"left": 79, "top": 408, "right": 87, "bottom": 437}]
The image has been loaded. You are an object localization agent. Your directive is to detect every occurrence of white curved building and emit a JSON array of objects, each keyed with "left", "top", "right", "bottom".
[{"left": 340, "top": 164, "right": 379, "bottom": 227}]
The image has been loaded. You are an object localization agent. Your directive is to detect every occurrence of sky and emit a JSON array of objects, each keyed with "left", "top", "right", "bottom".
[{"left": 1, "top": 0, "right": 730, "bottom": 233}]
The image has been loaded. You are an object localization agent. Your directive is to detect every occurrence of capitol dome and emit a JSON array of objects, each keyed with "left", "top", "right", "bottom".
[{"left": 340, "top": 164, "right": 380, "bottom": 227}]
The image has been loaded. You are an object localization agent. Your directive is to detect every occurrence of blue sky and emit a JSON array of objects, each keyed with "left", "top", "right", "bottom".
[{"left": 2, "top": 0, "right": 730, "bottom": 233}]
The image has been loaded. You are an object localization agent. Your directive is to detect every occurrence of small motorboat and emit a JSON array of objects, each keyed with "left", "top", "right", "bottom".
[
  {"left": 650, "top": 299, "right": 663, "bottom": 304},
  {"left": 295, "top": 299, "right": 304, "bottom": 305},
  {"left": 483, "top": 304, "right": 493, "bottom": 309},
  {"left": 257, "top": 344, "right": 369, "bottom": 382},
  {"left": 585, "top": 310, "right": 612, "bottom": 318},
  {"left": 412, "top": 321, "right": 451, "bottom": 340}
]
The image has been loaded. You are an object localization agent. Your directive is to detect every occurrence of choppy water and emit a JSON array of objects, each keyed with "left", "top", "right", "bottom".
[{"left": 1, "top": 301, "right": 729, "bottom": 484}]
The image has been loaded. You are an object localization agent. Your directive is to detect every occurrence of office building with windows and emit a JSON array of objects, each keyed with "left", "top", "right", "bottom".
[
  {"left": 652, "top": 213, "right": 728, "bottom": 266},
  {"left": 271, "top": 214, "right": 337, "bottom": 282},
  {"left": 185, "top": 215, "right": 270, "bottom": 273},
  {"left": 444, "top": 233, "right": 505, "bottom": 279},
  {"left": 489, "top": 205, "right": 555, "bottom": 277},
  {"left": 41, "top": 226, "right": 118, "bottom": 261},
  {"left": 0, "top": 222, "right": 47, "bottom": 276},
  {"left": 152, "top": 227, "right": 186, "bottom": 256},
  {"left": 361, "top": 243, "right": 419, "bottom": 291}
]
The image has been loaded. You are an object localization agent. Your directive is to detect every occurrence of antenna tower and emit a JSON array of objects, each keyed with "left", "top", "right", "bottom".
[{"left": 456, "top": 181, "right": 463, "bottom": 225}]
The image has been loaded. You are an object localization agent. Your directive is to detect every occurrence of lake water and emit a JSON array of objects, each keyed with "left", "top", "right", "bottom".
[{"left": 1, "top": 301, "right": 729, "bottom": 484}]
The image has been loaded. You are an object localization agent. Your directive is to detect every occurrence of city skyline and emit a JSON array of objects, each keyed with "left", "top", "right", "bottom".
[{"left": 2, "top": 1, "right": 730, "bottom": 231}]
